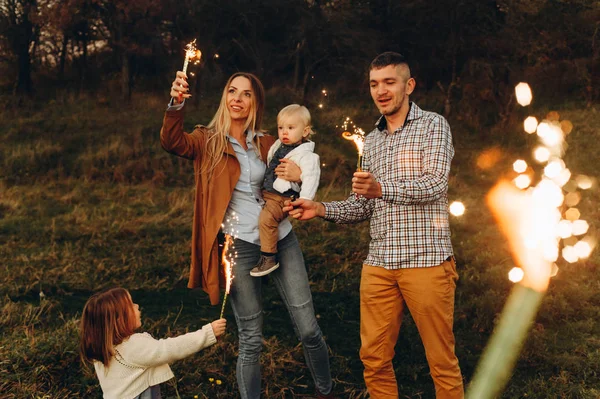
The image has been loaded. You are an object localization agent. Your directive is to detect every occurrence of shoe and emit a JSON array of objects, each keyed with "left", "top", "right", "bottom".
[
  {"left": 249, "top": 255, "right": 279, "bottom": 277},
  {"left": 315, "top": 389, "right": 335, "bottom": 399}
]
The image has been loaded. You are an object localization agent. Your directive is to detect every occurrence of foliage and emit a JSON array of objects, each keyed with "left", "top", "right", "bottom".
[{"left": 0, "top": 91, "right": 599, "bottom": 398}]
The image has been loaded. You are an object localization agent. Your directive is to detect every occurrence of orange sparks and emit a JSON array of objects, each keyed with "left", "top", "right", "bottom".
[{"left": 221, "top": 234, "right": 234, "bottom": 293}]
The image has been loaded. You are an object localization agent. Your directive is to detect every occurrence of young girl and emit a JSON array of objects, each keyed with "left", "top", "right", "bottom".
[{"left": 80, "top": 287, "right": 226, "bottom": 399}]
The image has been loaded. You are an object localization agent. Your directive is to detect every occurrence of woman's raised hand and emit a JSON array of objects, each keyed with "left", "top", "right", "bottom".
[{"left": 170, "top": 71, "right": 191, "bottom": 104}]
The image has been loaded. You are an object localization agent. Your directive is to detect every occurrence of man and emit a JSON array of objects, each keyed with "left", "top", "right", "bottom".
[{"left": 285, "top": 52, "right": 464, "bottom": 398}]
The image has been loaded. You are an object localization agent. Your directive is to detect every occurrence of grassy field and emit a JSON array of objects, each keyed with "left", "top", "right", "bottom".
[{"left": 1, "top": 92, "right": 599, "bottom": 398}]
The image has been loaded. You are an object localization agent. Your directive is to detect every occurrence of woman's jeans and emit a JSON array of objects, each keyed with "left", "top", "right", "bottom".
[{"left": 229, "top": 231, "right": 332, "bottom": 398}]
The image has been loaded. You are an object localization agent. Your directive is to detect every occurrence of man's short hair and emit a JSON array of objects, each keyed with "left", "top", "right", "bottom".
[{"left": 370, "top": 52, "right": 409, "bottom": 71}]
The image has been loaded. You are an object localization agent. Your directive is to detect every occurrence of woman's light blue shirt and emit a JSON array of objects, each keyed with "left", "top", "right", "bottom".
[{"left": 224, "top": 131, "right": 292, "bottom": 245}]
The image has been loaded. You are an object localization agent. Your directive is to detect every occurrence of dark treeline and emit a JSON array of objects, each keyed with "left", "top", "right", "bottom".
[{"left": 1, "top": 0, "right": 598, "bottom": 118}]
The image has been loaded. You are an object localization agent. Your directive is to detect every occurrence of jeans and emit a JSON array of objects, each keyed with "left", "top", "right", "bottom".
[{"left": 229, "top": 231, "right": 332, "bottom": 398}]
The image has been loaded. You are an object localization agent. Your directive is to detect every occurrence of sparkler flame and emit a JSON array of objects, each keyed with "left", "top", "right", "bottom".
[
  {"left": 221, "top": 234, "right": 234, "bottom": 294},
  {"left": 340, "top": 117, "right": 366, "bottom": 170},
  {"left": 183, "top": 39, "right": 202, "bottom": 74},
  {"left": 219, "top": 213, "right": 239, "bottom": 318}
]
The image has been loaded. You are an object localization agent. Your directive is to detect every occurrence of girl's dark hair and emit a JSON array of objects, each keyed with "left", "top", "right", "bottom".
[{"left": 80, "top": 288, "right": 136, "bottom": 367}]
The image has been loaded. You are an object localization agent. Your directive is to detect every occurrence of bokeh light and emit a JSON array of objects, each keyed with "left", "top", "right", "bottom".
[
  {"left": 515, "top": 82, "right": 532, "bottom": 106},
  {"left": 514, "top": 174, "right": 531, "bottom": 189},
  {"left": 449, "top": 201, "right": 466, "bottom": 216},
  {"left": 523, "top": 116, "right": 538, "bottom": 134},
  {"left": 508, "top": 267, "right": 524, "bottom": 283},
  {"left": 533, "top": 146, "right": 551, "bottom": 163},
  {"left": 513, "top": 159, "right": 528, "bottom": 173}
]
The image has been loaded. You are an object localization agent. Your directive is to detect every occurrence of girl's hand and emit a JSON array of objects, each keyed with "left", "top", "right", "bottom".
[
  {"left": 170, "top": 71, "right": 191, "bottom": 104},
  {"left": 275, "top": 158, "right": 301, "bottom": 182},
  {"left": 211, "top": 318, "right": 227, "bottom": 337}
]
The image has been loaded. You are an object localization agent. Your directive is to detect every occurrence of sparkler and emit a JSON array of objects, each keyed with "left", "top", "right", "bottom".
[
  {"left": 466, "top": 83, "right": 595, "bottom": 399},
  {"left": 219, "top": 214, "right": 238, "bottom": 319},
  {"left": 219, "top": 234, "right": 234, "bottom": 319},
  {"left": 178, "top": 39, "right": 202, "bottom": 102},
  {"left": 340, "top": 117, "right": 366, "bottom": 171}
]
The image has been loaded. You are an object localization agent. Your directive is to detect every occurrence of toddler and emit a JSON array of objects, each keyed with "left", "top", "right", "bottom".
[{"left": 250, "top": 104, "right": 320, "bottom": 277}]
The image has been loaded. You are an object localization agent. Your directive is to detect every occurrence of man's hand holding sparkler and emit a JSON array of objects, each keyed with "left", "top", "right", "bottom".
[
  {"left": 284, "top": 198, "right": 325, "bottom": 221},
  {"left": 170, "top": 71, "right": 190, "bottom": 104},
  {"left": 352, "top": 171, "right": 382, "bottom": 199}
]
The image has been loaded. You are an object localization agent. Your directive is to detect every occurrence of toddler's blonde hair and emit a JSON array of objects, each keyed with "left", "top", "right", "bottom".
[{"left": 277, "top": 104, "right": 315, "bottom": 136}]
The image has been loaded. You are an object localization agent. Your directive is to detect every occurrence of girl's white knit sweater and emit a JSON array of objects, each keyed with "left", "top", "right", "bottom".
[{"left": 94, "top": 323, "right": 216, "bottom": 399}]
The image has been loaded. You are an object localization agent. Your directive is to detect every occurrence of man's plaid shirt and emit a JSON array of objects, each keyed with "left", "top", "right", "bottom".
[{"left": 324, "top": 102, "right": 454, "bottom": 269}]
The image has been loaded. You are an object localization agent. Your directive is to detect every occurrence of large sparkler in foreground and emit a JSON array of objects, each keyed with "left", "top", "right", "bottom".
[
  {"left": 340, "top": 117, "right": 366, "bottom": 171},
  {"left": 466, "top": 83, "right": 595, "bottom": 398}
]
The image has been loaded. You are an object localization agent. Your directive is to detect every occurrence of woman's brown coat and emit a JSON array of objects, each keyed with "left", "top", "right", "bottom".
[{"left": 160, "top": 108, "right": 275, "bottom": 305}]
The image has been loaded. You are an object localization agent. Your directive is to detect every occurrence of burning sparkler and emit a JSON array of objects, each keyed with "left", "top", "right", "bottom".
[
  {"left": 466, "top": 83, "right": 595, "bottom": 399},
  {"left": 220, "top": 234, "right": 234, "bottom": 319},
  {"left": 178, "top": 39, "right": 202, "bottom": 102},
  {"left": 219, "top": 214, "right": 238, "bottom": 319},
  {"left": 340, "top": 117, "right": 366, "bottom": 171}
]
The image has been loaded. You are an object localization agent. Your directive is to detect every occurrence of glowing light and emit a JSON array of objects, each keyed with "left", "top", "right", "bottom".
[
  {"left": 533, "top": 147, "right": 551, "bottom": 163},
  {"left": 562, "top": 246, "right": 579, "bottom": 263},
  {"left": 523, "top": 116, "right": 538, "bottom": 134},
  {"left": 543, "top": 160, "right": 564, "bottom": 179},
  {"left": 556, "top": 220, "right": 572, "bottom": 239},
  {"left": 560, "top": 120, "right": 573, "bottom": 135},
  {"left": 513, "top": 160, "right": 528, "bottom": 173},
  {"left": 508, "top": 267, "right": 524, "bottom": 283},
  {"left": 574, "top": 240, "right": 593, "bottom": 258},
  {"left": 565, "top": 208, "right": 580, "bottom": 221},
  {"left": 322, "top": 89, "right": 327, "bottom": 96},
  {"left": 183, "top": 39, "right": 202, "bottom": 74},
  {"left": 564, "top": 192, "right": 581, "bottom": 207},
  {"left": 546, "top": 111, "right": 560, "bottom": 121},
  {"left": 552, "top": 168, "right": 571, "bottom": 188},
  {"left": 515, "top": 82, "right": 533, "bottom": 106},
  {"left": 571, "top": 220, "right": 589, "bottom": 236},
  {"left": 514, "top": 174, "right": 531, "bottom": 189},
  {"left": 487, "top": 181, "right": 555, "bottom": 291},
  {"left": 537, "top": 122, "right": 563, "bottom": 147},
  {"left": 214, "top": 53, "right": 220, "bottom": 59},
  {"left": 449, "top": 201, "right": 466, "bottom": 216},
  {"left": 318, "top": 103, "right": 323, "bottom": 109},
  {"left": 533, "top": 179, "right": 563, "bottom": 208},
  {"left": 576, "top": 175, "right": 593, "bottom": 190},
  {"left": 476, "top": 148, "right": 502, "bottom": 170}
]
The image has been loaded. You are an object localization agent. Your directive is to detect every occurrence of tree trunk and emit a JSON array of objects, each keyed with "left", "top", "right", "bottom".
[
  {"left": 121, "top": 52, "right": 131, "bottom": 100},
  {"left": 58, "top": 34, "right": 68, "bottom": 81}
]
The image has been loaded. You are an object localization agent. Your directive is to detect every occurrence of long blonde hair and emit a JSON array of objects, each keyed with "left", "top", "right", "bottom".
[
  {"left": 80, "top": 288, "right": 137, "bottom": 367},
  {"left": 201, "top": 72, "right": 266, "bottom": 175}
]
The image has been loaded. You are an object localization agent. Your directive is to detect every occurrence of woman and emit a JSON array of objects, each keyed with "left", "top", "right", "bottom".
[{"left": 160, "top": 71, "right": 334, "bottom": 399}]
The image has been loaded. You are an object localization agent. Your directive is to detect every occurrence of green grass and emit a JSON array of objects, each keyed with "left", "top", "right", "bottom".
[{"left": 0, "top": 93, "right": 599, "bottom": 398}]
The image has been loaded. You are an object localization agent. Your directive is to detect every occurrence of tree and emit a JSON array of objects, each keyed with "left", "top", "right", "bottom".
[{"left": 0, "top": 0, "right": 39, "bottom": 94}]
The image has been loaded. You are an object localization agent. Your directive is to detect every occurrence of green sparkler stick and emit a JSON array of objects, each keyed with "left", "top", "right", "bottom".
[
  {"left": 466, "top": 284, "right": 545, "bottom": 399},
  {"left": 219, "top": 292, "right": 228, "bottom": 319}
]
